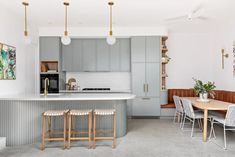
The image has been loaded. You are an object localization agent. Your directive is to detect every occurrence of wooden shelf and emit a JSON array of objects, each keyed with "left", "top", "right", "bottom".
[
  {"left": 160, "top": 36, "right": 168, "bottom": 91},
  {"left": 40, "top": 61, "right": 59, "bottom": 73}
]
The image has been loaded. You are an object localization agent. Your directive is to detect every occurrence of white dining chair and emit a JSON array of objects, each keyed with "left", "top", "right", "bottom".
[
  {"left": 173, "top": 96, "right": 184, "bottom": 127},
  {"left": 209, "top": 105, "right": 235, "bottom": 150},
  {"left": 181, "top": 98, "right": 203, "bottom": 137}
]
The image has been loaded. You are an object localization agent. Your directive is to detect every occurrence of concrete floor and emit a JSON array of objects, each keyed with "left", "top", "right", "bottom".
[{"left": 1, "top": 119, "right": 235, "bottom": 157}]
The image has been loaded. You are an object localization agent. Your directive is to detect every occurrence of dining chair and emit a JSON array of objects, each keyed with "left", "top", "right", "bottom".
[
  {"left": 209, "top": 105, "right": 235, "bottom": 150},
  {"left": 181, "top": 98, "right": 203, "bottom": 137},
  {"left": 173, "top": 96, "right": 184, "bottom": 127}
]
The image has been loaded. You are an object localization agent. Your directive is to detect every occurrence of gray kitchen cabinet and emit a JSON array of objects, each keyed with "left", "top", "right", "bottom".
[
  {"left": 146, "top": 37, "right": 160, "bottom": 63},
  {"left": 146, "top": 63, "right": 160, "bottom": 97},
  {"left": 72, "top": 39, "right": 83, "bottom": 72},
  {"left": 120, "top": 39, "right": 131, "bottom": 71},
  {"left": 61, "top": 38, "right": 131, "bottom": 72},
  {"left": 62, "top": 42, "right": 73, "bottom": 71},
  {"left": 131, "top": 36, "right": 161, "bottom": 117},
  {"left": 40, "top": 37, "right": 60, "bottom": 61},
  {"left": 132, "top": 98, "right": 160, "bottom": 116},
  {"left": 131, "top": 37, "right": 145, "bottom": 62},
  {"left": 131, "top": 63, "right": 146, "bottom": 97},
  {"left": 96, "top": 39, "right": 110, "bottom": 71},
  {"left": 82, "top": 39, "right": 97, "bottom": 72},
  {"left": 110, "top": 39, "right": 120, "bottom": 71}
]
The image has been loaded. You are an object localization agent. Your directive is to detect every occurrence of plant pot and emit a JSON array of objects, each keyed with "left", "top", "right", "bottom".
[{"left": 199, "top": 93, "right": 208, "bottom": 100}]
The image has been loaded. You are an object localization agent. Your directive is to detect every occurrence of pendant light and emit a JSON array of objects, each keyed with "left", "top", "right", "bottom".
[
  {"left": 106, "top": 1, "right": 116, "bottom": 45},
  {"left": 22, "top": 0, "right": 31, "bottom": 44},
  {"left": 61, "top": 0, "right": 71, "bottom": 45}
]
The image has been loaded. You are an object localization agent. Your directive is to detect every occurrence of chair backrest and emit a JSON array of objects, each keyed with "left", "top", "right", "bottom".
[
  {"left": 225, "top": 105, "right": 235, "bottom": 126},
  {"left": 173, "top": 95, "right": 184, "bottom": 113},
  {"left": 181, "top": 98, "right": 195, "bottom": 118}
]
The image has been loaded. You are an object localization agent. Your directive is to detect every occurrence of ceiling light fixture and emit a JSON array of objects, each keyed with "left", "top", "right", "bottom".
[
  {"left": 22, "top": 0, "right": 31, "bottom": 44},
  {"left": 61, "top": 0, "right": 71, "bottom": 45},
  {"left": 106, "top": 1, "right": 116, "bottom": 45}
]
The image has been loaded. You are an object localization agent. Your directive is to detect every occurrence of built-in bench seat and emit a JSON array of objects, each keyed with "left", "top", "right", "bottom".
[{"left": 161, "top": 89, "right": 235, "bottom": 115}]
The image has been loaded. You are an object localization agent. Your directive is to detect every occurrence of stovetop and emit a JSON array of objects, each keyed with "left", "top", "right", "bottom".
[{"left": 82, "top": 88, "right": 111, "bottom": 91}]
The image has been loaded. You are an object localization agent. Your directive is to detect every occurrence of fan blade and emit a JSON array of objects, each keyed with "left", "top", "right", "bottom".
[
  {"left": 192, "top": 3, "right": 203, "bottom": 14},
  {"left": 165, "top": 15, "right": 187, "bottom": 21},
  {"left": 197, "top": 16, "right": 208, "bottom": 20}
]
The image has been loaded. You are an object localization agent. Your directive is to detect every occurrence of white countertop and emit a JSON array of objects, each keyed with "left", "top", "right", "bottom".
[
  {"left": 0, "top": 93, "right": 136, "bottom": 101},
  {"left": 59, "top": 89, "right": 131, "bottom": 93}
]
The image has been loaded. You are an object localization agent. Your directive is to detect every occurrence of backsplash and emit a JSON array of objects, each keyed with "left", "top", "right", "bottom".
[{"left": 66, "top": 72, "right": 131, "bottom": 91}]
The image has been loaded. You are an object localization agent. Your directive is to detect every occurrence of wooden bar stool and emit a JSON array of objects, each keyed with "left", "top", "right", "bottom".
[
  {"left": 93, "top": 109, "right": 116, "bottom": 149},
  {"left": 40, "top": 109, "right": 69, "bottom": 150},
  {"left": 67, "top": 109, "right": 92, "bottom": 149}
]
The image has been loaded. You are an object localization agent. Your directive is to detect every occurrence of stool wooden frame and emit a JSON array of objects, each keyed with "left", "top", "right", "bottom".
[
  {"left": 40, "top": 110, "right": 68, "bottom": 150},
  {"left": 67, "top": 110, "right": 92, "bottom": 149},
  {"left": 93, "top": 110, "right": 116, "bottom": 149}
]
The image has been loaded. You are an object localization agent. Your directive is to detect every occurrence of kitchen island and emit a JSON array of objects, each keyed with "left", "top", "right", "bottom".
[{"left": 0, "top": 93, "right": 135, "bottom": 146}]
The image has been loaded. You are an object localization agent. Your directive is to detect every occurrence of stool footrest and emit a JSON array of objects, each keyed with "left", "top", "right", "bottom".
[
  {"left": 94, "top": 137, "right": 114, "bottom": 140},
  {"left": 70, "top": 137, "right": 90, "bottom": 141},
  {"left": 45, "top": 138, "right": 65, "bottom": 141}
]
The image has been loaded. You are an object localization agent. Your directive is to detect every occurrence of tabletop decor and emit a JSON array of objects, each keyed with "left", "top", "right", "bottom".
[
  {"left": 0, "top": 43, "right": 16, "bottom": 80},
  {"left": 193, "top": 78, "right": 216, "bottom": 101}
]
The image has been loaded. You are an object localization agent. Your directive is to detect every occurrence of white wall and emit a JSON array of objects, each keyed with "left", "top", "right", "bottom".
[
  {"left": 167, "top": 33, "right": 214, "bottom": 89},
  {"left": 0, "top": 6, "right": 39, "bottom": 95},
  {"left": 167, "top": 21, "right": 235, "bottom": 91}
]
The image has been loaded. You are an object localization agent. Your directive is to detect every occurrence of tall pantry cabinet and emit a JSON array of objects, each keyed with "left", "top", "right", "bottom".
[{"left": 131, "top": 37, "right": 161, "bottom": 116}]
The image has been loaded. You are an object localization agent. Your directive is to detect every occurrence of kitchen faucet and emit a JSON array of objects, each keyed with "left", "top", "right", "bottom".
[{"left": 44, "top": 78, "right": 49, "bottom": 96}]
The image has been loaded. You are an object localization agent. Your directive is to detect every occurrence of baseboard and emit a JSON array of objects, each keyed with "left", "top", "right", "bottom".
[
  {"left": 0, "top": 137, "right": 6, "bottom": 150},
  {"left": 130, "top": 116, "right": 160, "bottom": 119}
]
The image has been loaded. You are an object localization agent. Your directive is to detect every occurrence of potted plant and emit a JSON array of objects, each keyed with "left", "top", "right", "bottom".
[{"left": 193, "top": 78, "right": 216, "bottom": 100}]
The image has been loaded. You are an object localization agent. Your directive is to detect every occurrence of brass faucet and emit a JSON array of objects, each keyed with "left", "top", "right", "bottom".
[{"left": 44, "top": 78, "right": 50, "bottom": 96}]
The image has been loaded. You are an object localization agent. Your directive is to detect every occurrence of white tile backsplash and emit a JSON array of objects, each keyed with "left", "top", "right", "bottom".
[
  {"left": 66, "top": 72, "right": 131, "bottom": 91},
  {"left": 0, "top": 137, "right": 6, "bottom": 150}
]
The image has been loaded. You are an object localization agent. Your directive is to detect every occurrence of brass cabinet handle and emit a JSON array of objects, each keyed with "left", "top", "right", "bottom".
[
  {"left": 142, "top": 97, "right": 151, "bottom": 100},
  {"left": 143, "top": 84, "right": 146, "bottom": 92},
  {"left": 146, "top": 84, "right": 149, "bottom": 92}
]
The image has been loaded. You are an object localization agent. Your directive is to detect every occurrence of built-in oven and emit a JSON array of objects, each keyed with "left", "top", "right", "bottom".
[{"left": 40, "top": 74, "right": 59, "bottom": 94}]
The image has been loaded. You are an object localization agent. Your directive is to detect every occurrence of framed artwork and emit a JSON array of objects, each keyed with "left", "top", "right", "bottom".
[{"left": 0, "top": 43, "right": 16, "bottom": 80}]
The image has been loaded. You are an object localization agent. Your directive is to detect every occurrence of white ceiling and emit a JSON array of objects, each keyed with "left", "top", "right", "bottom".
[{"left": 1, "top": 0, "right": 235, "bottom": 28}]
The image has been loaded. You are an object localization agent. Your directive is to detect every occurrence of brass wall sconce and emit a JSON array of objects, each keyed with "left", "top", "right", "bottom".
[{"left": 222, "top": 49, "right": 229, "bottom": 69}]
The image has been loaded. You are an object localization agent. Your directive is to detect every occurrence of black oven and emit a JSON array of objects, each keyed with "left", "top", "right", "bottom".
[{"left": 40, "top": 74, "right": 59, "bottom": 94}]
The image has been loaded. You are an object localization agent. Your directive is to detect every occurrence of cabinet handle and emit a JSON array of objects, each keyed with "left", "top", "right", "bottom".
[
  {"left": 142, "top": 97, "right": 151, "bottom": 100},
  {"left": 146, "top": 84, "right": 149, "bottom": 92},
  {"left": 143, "top": 84, "right": 146, "bottom": 92}
]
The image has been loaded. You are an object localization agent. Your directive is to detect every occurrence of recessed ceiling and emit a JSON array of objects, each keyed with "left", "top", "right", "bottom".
[{"left": 0, "top": 0, "right": 235, "bottom": 28}]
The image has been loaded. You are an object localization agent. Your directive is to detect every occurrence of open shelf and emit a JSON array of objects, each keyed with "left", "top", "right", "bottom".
[
  {"left": 41, "top": 61, "right": 59, "bottom": 73},
  {"left": 160, "top": 36, "right": 169, "bottom": 91}
]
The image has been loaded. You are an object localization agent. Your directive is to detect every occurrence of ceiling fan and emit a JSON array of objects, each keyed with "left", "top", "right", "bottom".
[{"left": 165, "top": 4, "right": 208, "bottom": 22}]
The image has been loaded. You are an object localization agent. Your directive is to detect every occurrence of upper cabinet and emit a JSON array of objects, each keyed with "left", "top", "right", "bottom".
[
  {"left": 62, "top": 38, "right": 131, "bottom": 72},
  {"left": 131, "top": 37, "right": 160, "bottom": 63},
  {"left": 40, "top": 37, "right": 61, "bottom": 61}
]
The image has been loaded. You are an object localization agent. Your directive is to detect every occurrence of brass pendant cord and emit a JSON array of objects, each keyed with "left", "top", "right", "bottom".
[
  {"left": 64, "top": 2, "right": 69, "bottom": 36},
  {"left": 109, "top": 2, "right": 114, "bottom": 36},
  {"left": 22, "top": 2, "right": 29, "bottom": 36}
]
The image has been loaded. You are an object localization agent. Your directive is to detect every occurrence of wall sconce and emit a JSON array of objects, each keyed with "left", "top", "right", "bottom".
[{"left": 222, "top": 49, "right": 229, "bottom": 69}]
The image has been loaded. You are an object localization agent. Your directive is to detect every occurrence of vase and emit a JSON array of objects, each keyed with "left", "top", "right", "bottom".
[{"left": 199, "top": 93, "right": 208, "bottom": 100}]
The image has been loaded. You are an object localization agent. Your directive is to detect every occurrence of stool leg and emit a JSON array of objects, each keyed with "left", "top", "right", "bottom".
[
  {"left": 93, "top": 113, "right": 96, "bottom": 149},
  {"left": 113, "top": 112, "right": 116, "bottom": 149},
  {"left": 48, "top": 116, "right": 52, "bottom": 138},
  {"left": 72, "top": 115, "right": 75, "bottom": 137},
  {"left": 88, "top": 112, "right": 92, "bottom": 149},
  {"left": 40, "top": 114, "right": 46, "bottom": 151},
  {"left": 63, "top": 113, "right": 67, "bottom": 149},
  {"left": 67, "top": 113, "right": 71, "bottom": 149}
]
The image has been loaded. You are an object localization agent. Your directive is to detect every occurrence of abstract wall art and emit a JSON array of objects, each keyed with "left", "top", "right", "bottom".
[{"left": 0, "top": 43, "right": 16, "bottom": 80}]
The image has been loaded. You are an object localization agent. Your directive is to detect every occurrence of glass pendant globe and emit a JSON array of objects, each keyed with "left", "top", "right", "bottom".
[
  {"left": 24, "top": 36, "right": 32, "bottom": 45},
  {"left": 61, "top": 36, "right": 71, "bottom": 45},
  {"left": 106, "top": 36, "right": 116, "bottom": 45}
]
